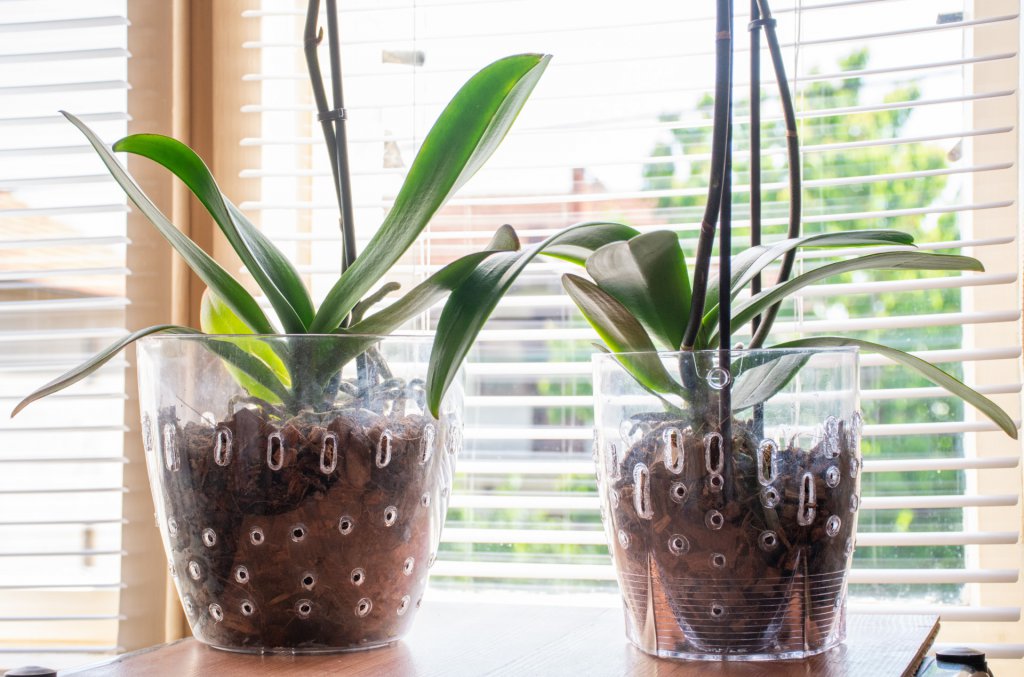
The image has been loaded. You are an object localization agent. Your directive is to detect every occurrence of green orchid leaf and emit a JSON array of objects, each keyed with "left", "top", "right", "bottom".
[
  {"left": 11, "top": 325, "right": 200, "bottom": 417},
  {"left": 352, "top": 225, "right": 520, "bottom": 337},
  {"left": 63, "top": 112, "right": 274, "bottom": 334},
  {"left": 225, "top": 199, "right": 315, "bottom": 327},
  {"left": 702, "top": 229, "right": 917, "bottom": 340},
  {"left": 542, "top": 223, "right": 641, "bottom": 266},
  {"left": 200, "top": 290, "right": 292, "bottom": 404},
  {"left": 311, "top": 225, "right": 523, "bottom": 387},
  {"left": 562, "top": 274, "right": 682, "bottom": 396},
  {"left": 309, "top": 54, "right": 551, "bottom": 333},
  {"left": 592, "top": 343, "right": 685, "bottom": 416},
  {"left": 730, "top": 353, "right": 810, "bottom": 412},
  {"left": 775, "top": 337, "right": 1018, "bottom": 439},
  {"left": 711, "top": 251, "right": 984, "bottom": 345},
  {"left": 427, "top": 221, "right": 636, "bottom": 417},
  {"left": 586, "top": 230, "right": 691, "bottom": 350},
  {"left": 114, "top": 133, "right": 313, "bottom": 333}
]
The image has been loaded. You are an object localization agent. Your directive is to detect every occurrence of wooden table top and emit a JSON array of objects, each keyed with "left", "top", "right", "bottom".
[{"left": 65, "top": 602, "right": 938, "bottom": 676}]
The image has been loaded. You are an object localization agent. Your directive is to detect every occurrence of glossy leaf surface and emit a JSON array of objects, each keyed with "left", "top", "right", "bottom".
[
  {"left": 427, "top": 222, "right": 637, "bottom": 416},
  {"left": 586, "top": 231, "right": 691, "bottom": 350},
  {"left": 114, "top": 133, "right": 313, "bottom": 333},
  {"left": 775, "top": 337, "right": 1018, "bottom": 439},
  {"left": 63, "top": 112, "right": 274, "bottom": 334},
  {"left": 310, "top": 54, "right": 551, "bottom": 333},
  {"left": 712, "top": 251, "right": 984, "bottom": 345},
  {"left": 200, "top": 290, "right": 292, "bottom": 403},
  {"left": 563, "top": 274, "right": 682, "bottom": 396}
]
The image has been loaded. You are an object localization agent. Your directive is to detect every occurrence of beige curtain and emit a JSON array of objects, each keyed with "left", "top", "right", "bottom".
[{"left": 119, "top": 0, "right": 261, "bottom": 650}]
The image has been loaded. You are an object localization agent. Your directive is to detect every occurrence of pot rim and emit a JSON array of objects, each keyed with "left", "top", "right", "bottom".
[{"left": 591, "top": 346, "right": 859, "bottom": 359}]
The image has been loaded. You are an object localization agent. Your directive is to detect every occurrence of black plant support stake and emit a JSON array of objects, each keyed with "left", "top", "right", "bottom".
[
  {"left": 304, "top": 0, "right": 368, "bottom": 395},
  {"left": 749, "top": 0, "right": 802, "bottom": 348},
  {"left": 749, "top": 0, "right": 763, "bottom": 321},
  {"left": 325, "top": 0, "right": 357, "bottom": 271},
  {"left": 304, "top": 0, "right": 357, "bottom": 276},
  {"left": 717, "top": 0, "right": 735, "bottom": 500},
  {"left": 750, "top": 0, "right": 766, "bottom": 438},
  {"left": 681, "top": 0, "right": 735, "bottom": 351}
]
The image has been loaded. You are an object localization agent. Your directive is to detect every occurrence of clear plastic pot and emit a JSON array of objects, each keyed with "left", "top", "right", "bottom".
[
  {"left": 137, "top": 334, "right": 463, "bottom": 653},
  {"left": 593, "top": 348, "right": 861, "bottom": 661}
]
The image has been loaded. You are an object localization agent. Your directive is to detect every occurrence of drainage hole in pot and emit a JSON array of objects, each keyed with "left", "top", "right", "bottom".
[
  {"left": 709, "top": 602, "right": 726, "bottom": 619},
  {"left": 302, "top": 572, "right": 317, "bottom": 590},
  {"left": 183, "top": 596, "right": 195, "bottom": 616},
  {"left": 825, "top": 465, "right": 841, "bottom": 488},
  {"left": 419, "top": 423, "right": 435, "bottom": 464},
  {"left": 290, "top": 524, "right": 307, "bottom": 542},
  {"left": 632, "top": 463, "right": 653, "bottom": 520},
  {"left": 295, "top": 599, "right": 313, "bottom": 618},
  {"left": 397, "top": 595, "right": 411, "bottom": 616},
  {"left": 826, "top": 515, "right": 842, "bottom": 537},
  {"left": 668, "top": 534, "right": 689, "bottom": 555},
  {"left": 249, "top": 526, "right": 265, "bottom": 545},
  {"left": 167, "top": 517, "right": 178, "bottom": 536},
  {"left": 708, "top": 473, "right": 724, "bottom": 491},
  {"left": 759, "top": 530, "right": 779, "bottom": 551},
  {"left": 670, "top": 482, "right": 687, "bottom": 503},
  {"left": 321, "top": 432, "right": 338, "bottom": 474},
  {"left": 209, "top": 603, "right": 223, "bottom": 623},
  {"left": 845, "top": 536, "right": 855, "bottom": 557},
  {"left": 240, "top": 600, "right": 255, "bottom": 617},
  {"left": 383, "top": 506, "right": 398, "bottom": 527},
  {"left": 355, "top": 597, "right": 373, "bottom": 618},
  {"left": 663, "top": 427, "right": 683, "bottom": 473},
  {"left": 420, "top": 493, "right": 430, "bottom": 507},
  {"left": 617, "top": 529, "right": 630, "bottom": 549},
  {"left": 234, "top": 565, "right": 249, "bottom": 584},
  {"left": 338, "top": 515, "right": 355, "bottom": 535},
  {"left": 403, "top": 557, "right": 415, "bottom": 576},
  {"left": 214, "top": 427, "right": 232, "bottom": 466},
  {"left": 850, "top": 493, "right": 860, "bottom": 513},
  {"left": 761, "top": 487, "right": 780, "bottom": 508},
  {"left": 187, "top": 560, "right": 201, "bottom": 580},
  {"left": 704, "top": 432, "right": 724, "bottom": 474},
  {"left": 376, "top": 430, "right": 392, "bottom": 468},
  {"left": 350, "top": 568, "right": 365, "bottom": 586},
  {"left": 201, "top": 528, "right": 216, "bottom": 548},
  {"left": 705, "top": 509, "right": 724, "bottom": 530},
  {"left": 758, "top": 439, "right": 777, "bottom": 484},
  {"left": 266, "top": 431, "right": 284, "bottom": 470},
  {"left": 710, "top": 553, "right": 727, "bottom": 569}
]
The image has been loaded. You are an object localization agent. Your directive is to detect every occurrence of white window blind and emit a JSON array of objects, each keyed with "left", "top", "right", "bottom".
[
  {"left": 242, "top": 0, "right": 1022, "bottom": 664},
  {"left": 0, "top": 1, "right": 129, "bottom": 670}
]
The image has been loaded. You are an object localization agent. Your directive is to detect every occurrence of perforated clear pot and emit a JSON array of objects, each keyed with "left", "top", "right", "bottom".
[
  {"left": 137, "top": 334, "right": 463, "bottom": 653},
  {"left": 593, "top": 348, "right": 861, "bottom": 661}
]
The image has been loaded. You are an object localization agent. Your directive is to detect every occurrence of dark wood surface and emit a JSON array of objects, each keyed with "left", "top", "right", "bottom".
[{"left": 64, "top": 603, "right": 938, "bottom": 676}]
